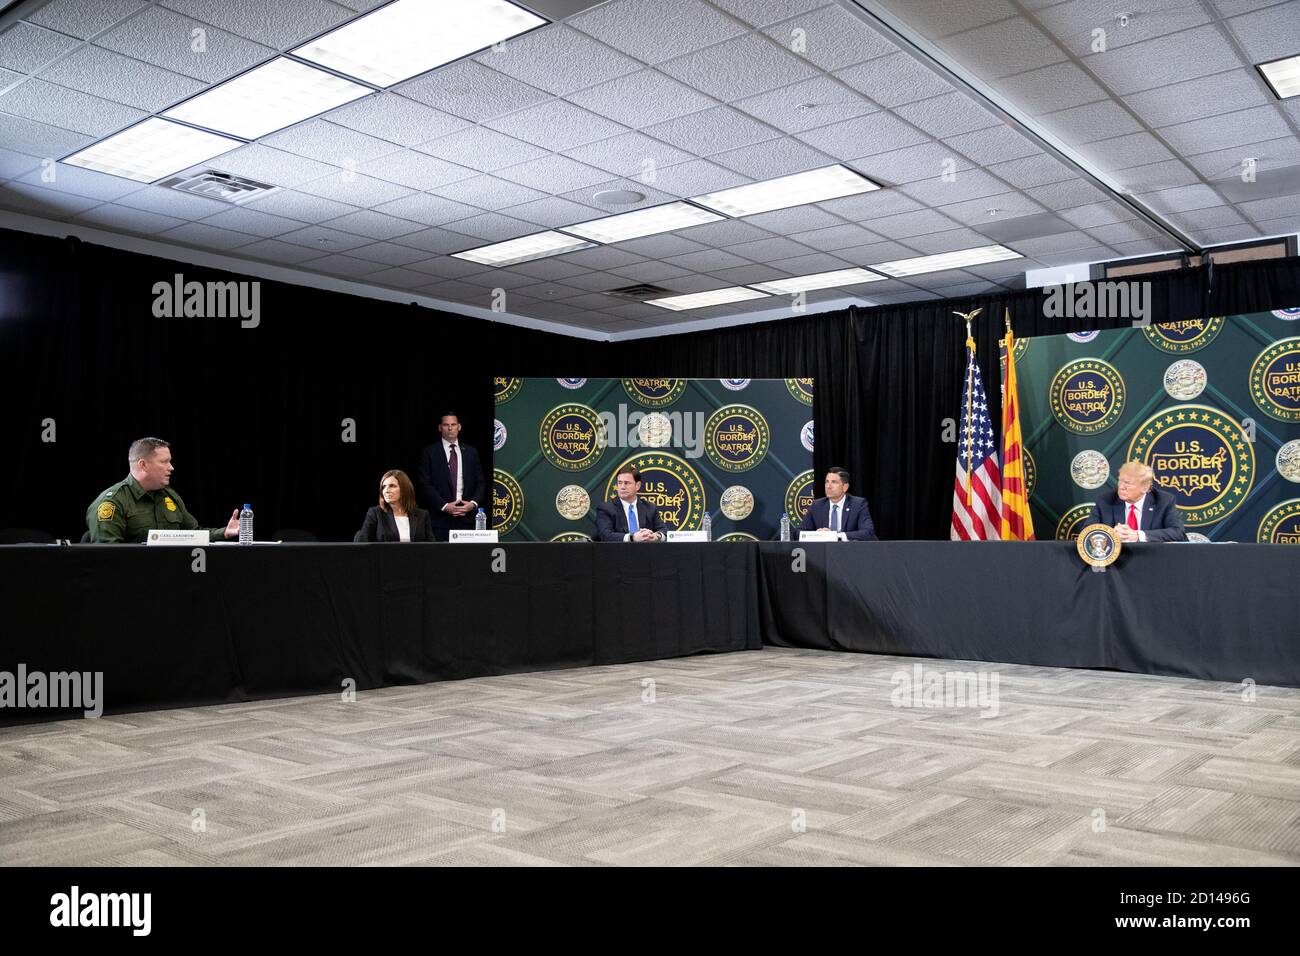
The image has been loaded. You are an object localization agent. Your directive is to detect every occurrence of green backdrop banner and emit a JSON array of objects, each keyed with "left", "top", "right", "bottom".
[
  {"left": 490, "top": 377, "right": 816, "bottom": 542},
  {"left": 1014, "top": 308, "right": 1300, "bottom": 543}
]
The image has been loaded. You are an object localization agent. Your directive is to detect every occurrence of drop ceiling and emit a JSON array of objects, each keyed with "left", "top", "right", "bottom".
[{"left": 1, "top": 0, "right": 1297, "bottom": 339}]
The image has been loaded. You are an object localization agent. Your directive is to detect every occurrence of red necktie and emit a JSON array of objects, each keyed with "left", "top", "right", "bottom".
[
  {"left": 448, "top": 445, "right": 459, "bottom": 497},
  {"left": 1127, "top": 503, "right": 1138, "bottom": 530}
]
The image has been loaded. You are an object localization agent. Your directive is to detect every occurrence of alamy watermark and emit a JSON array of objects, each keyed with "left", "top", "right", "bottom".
[
  {"left": 1043, "top": 280, "right": 1151, "bottom": 326},
  {"left": 596, "top": 404, "right": 706, "bottom": 459},
  {"left": 152, "top": 273, "right": 261, "bottom": 328},
  {"left": 890, "top": 664, "right": 1000, "bottom": 718},
  {"left": 0, "top": 664, "right": 103, "bottom": 718}
]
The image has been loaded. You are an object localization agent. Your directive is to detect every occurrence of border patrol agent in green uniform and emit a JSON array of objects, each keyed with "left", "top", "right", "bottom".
[{"left": 87, "top": 437, "right": 239, "bottom": 544}]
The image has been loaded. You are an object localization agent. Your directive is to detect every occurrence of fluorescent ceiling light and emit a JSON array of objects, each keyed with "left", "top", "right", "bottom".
[
  {"left": 63, "top": 118, "right": 243, "bottom": 183},
  {"left": 451, "top": 231, "right": 595, "bottom": 267},
  {"left": 1258, "top": 55, "right": 1300, "bottom": 99},
  {"left": 645, "top": 287, "right": 770, "bottom": 311},
  {"left": 870, "top": 244, "right": 1022, "bottom": 277},
  {"left": 163, "top": 58, "right": 372, "bottom": 139},
  {"left": 293, "top": 0, "right": 546, "bottom": 88},
  {"left": 691, "top": 165, "right": 880, "bottom": 217},
  {"left": 751, "top": 268, "right": 886, "bottom": 294},
  {"left": 561, "top": 202, "right": 723, "bottom": 244}
]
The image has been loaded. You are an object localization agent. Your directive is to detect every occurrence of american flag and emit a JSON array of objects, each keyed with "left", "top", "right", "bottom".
[{"left": 951, "top": 343, "right": 1002, "bottom": 540}]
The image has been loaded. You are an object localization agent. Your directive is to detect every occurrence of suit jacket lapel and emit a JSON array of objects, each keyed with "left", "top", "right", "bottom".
[{"left": 381, "top": 510, "right": 396, "bottom": 540}]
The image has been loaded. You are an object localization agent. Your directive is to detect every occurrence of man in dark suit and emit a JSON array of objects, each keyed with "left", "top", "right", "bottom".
[
  {"left": 799, "top": 467, "right": 877, "bottom": 540},
  {"left": 1089, "top": 460, "right": 1186, "bottom": 542},
  {"left": 595, "top": 466, "right": 666, "bottom": 542},
  {"left": 416, "top": 413, "right": 486, "bottom": 542}
]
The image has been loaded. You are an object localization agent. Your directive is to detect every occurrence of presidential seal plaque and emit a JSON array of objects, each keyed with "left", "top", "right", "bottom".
[{"left": 1077, "top": 522, "right": 1121, "bottom": 569}]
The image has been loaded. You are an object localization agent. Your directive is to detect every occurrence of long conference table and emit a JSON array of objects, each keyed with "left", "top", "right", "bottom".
[{"left": 1, "top": 541, "right": 1296, "bottom": 723}]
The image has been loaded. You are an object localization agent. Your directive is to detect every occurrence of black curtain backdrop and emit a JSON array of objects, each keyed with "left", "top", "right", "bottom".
[{"left": 4, "top": 225, "right": 1299, "bottom": 541}]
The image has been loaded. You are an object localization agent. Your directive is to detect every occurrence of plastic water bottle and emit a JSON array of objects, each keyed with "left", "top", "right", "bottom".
[
  {"left": 475, "top": 507, "right": 486, "bottom": 532},
  {"left": 779, "top": 512, "right": 791, "bottom": 542},
  {"left": 702, "top": 511, "right": 712, "bottom": 541},
  {"left": 238, "top": 503, "right": 253, "bottom": 544}
]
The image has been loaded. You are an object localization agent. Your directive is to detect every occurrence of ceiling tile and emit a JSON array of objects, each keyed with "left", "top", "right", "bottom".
[
  {"left": 261, "top": 120, "right": 402, "bottom": 165},
  {"left": 942, "top": 192, "right": 1045, "bottom": 224},
  {"left": 346, "top": 241, "right": 430, "bottom": 266},
  {"left": 818, "top": 189, "right": 924, "bottom": 220},
  {"left": 788, "top": 223, "right": 880, "bottom": 251},
  {"left": 38, "top": 46, "right": 205, "bottom": 113},
  {"left": 834, "top": 52, "right": 954, "bottom": 108},
  {"left": 994, "top": 61, "right": 1108, "bottom": 115},
  {"left": 708, "top": 0, "right": 823, "bottom": 28},
  {"left": 95, "top": 6, "right": 274, "bottom": 83},
  {"left": 570, "top": 0, "right": 747, "bottom": 65},
  {"left": 796, "top": 111, "right": 932, "bottom": 160},
  {"left": 644, "top": 105, "right": 781, "bottom": 155},
  {"left": 659, "top": 33, "right": 819, "bottom": 101},
  {"left": 113, "top": 183, "right": 230, "bottom": 218},
  {"left": 986, "top": 154, "right": 1077, "bottom": 189},
  {"left": 940, "top": 17, "right": 1066, "bottom": 80},
  {"left": 893, "top": 92, "right": 1000, "bottom": 138},
  {"left": 563, "top": 131, "right": 696, "bottom": 179},
  {"left": 323, "top": 209, "right": 425, "bottom": 240},
  {"left": 0, "top": 79, "right": 146, "bottom": 137},
  {"left": 1184, "top": 136, "right": 1299, "bottom": 179},
  {"left": 724, "top": 237, "right": 818, "bottom": 262},
  {"left": 900, "top": 168, "right": 1017, "bottom": 205},
  {"left": 1159, "top": 105, "right": 1292, "bottom": 157},
  {"left": 472, "top": 25, "right": 640, "bottom": 95},
  {"left": 484, "top": 99, "right": 628, "bottom": 151},
  {"left": 0, "top": 181, "right": 101, "bottom": 217},
  {"left": 735, "top": 205, "right": 845, "bottom": 233},
  {"left": 1135, "top": 183, "right": 1227, "bottom": 215},
  {"left": 1023, "top": 178, "right": 1111, "bottom": 209},
  {"left": 0, "top": 147, "right": 44, "bottom": 180},
  {"left": 508, "top": 258, "right": 591, "bottom": 280},
  {"left": 276, "top": 223, "right": 373, "bottom": 251},
  {"left": 500, "top": 195, "right": 603, "bottom": 227},
  {"left": 640, "top": 159, "right": 751, "bottom": 197},
  {"left": 568, "top": 70, "right": 717, "bottom": 128},
  {"left": 1192, "top": 223, "right": 1263, "bottom": 244},
  {"left": 733, "top": 77, "right": 877, "bottom": 134},
  {"left": 766, "top": 251, "right": 855, "bottom": 274},
  {"left": 1111, "top": 158, "right": 1202, "bottom": 192},
  {"left": 0, "top": 22, "right": 81, "bottom": 74},
  {"left": 404, "top": 254, "right": 490, "bottom": 277},
  {"left": 1086, "top": 219, "right": 1167, "bottom": 244},
  {"left": 441, "top": 212, "right": 537, "bottom": 242},
  {"left": 1058, "top": 201, "right": 1136, "bottom": 228},
  {"left": 365, "top": 266, "right": 438, "bottom": 288},
  {"left": 18, "top": 162, "right": 139, "bottom": 201},
  {"left": 241, "top": 188, "right": 355, "bottom": 222},
  {"left": 397, "top": 58, "right": 551, "bottom": 122},
  {"left": 205, "top": 145, "right": 336, "bottom": 188},
  {"left": 157, "top": 220, "right": 258, "bottom": 250},
  {"left": 73, "top": 202, "right": 185, "bottom": 235},
  {"left": 904, "top": 227, "right": 1006, "bottom": 255},
  {"left": 605, "top": 260, "right": 693, "bottom": 282},
  {"left": 327, "top": 93, "right": 470, "bottom": 147},
  {"left": 847, "top": 141, "right": 975, "bottom": 186},
  {"left": 198, "top": 205, "right": 299, "bottom": 237},
  {"left": 415, "top": 126, "right": 547, "bottom": 172},
  {"left": 390, "top": 228, "right": 478, "bottom": 255},
  {"left": 764, "top": 4, "right": 900, "bottom": 70},
  {"left": 497, "top": 154, "right": 628, "bottom": 194},
  {"left": 1082, "top": 25, "right": 1243, "bottom": 95},
  {"left": 357, "top": 150, "right": 475, "bottom": 191},
  {"left": 559, "top": 271, "right": 641, "bottom": 292},
  {"left": 567, "top": 241, "right": 663, "bottom": 264},
  {"left": 159, "top": 0, "right": 353, "bottom": 50},
  {"left": 374, "top": 193, "right": 482, "bottom": 227},
  {"left": 300, "top": 252, "right": 388, "bottom": 278},
  {"left": 854, "top": 207, "right": 963, "bottom": 237},
  {"left": 1226, "top": 3, "right": 1300, "bottom": 62},
  {"left": 1039, "top": 100, "right": 1143, "bottom": 146},
  {"left": 1079, "top": 131, "right": 1176, "bottom": 172},
  {"left": 296, "top": 171, "right": 413, "bottom": 205},
  {"left": 710, "top": 137, "right": 833, "bottom": 179},
  {"left": 876, "top": 0, "right": 1020, "bottom": 38},
  {"left": 432, "top": 175, "right": 547, "bottom": 210},
  {"left": 29, "top": 0, "right": 149, "bottom": 39},
  {"left": 671, "top": 218, "right": 771, "bottom": 247},
  {"left": 945, "top": 125, "right": 1041, "bottom": 164},
  {"left": 1122, "top": 68, "right": 1272, "bottom": 128},
  {"left": 1034, "top": 0, "right": 1212, "bottom": 57}
]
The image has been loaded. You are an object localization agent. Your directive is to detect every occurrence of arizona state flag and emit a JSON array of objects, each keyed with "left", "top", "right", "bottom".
[{"left": 1000, "top": 325, "right": 1035, "bottom": 540}]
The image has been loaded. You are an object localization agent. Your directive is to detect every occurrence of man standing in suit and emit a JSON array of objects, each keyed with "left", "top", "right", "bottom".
[
  {"left": 800, "top": 467, "right": 877, "bottom": 541},
  {"left": 595, "top": 466, "right": 666, "bottom": 542},
  {"left": 416, "top": 412, "right": 486, "bottom": 542},
  {"left": 1089, "top": 461, "right": 1186, "bottom": 542}
]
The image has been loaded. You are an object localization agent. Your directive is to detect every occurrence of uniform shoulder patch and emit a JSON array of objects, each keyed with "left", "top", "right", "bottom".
[{"left": 96, "top": 501, "right": 116, "bottom": 521}]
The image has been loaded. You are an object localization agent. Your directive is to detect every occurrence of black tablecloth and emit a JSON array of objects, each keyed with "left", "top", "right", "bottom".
[
  {"left": 0, "top": 542, "right": 760, "bottom": 722},
  {"left": 758, "top": 541, "right": 1300, "bottom": 688}
]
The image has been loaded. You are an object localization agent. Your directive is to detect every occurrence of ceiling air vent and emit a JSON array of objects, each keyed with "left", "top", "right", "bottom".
[
  {"left": 157, "top": 171, "right": 279, "bottom": 204},
  {"left": 605, "top": 283, "right": 674, "bottom": 301}
]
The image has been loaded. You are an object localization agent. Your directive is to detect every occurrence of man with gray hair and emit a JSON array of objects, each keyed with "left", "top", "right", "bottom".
[
  {"left": 1088, "top": 460, "right": 1186, "bottom": 542},
  {"left": 86, "top": 438, "right": 240, "bottom": 543}
]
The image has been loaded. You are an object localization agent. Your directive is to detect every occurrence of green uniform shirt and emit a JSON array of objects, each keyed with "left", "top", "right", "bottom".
[{"left": 87, "top": 475, "right": 225, "bottom": 544}]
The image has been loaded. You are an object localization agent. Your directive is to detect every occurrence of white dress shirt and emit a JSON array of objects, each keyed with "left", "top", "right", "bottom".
[
  {"left": 1125, "top": 493, "right": 1148, "bottom": 542},
  {"left": 394, "top": 514, "right": 411, "bottom": 542},
  {"left": 442, "top": 438, "right": 464, "bottom": 502}
]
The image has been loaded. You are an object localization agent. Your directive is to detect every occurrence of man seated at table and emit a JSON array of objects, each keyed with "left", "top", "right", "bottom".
[
  {"left": 1089, "top": 460, "right": 1186, "bottom": 542},
  {"left": 87, "top": 437, "right": 239, "bottom": 543},
  {"left": 595, "top": 467, "right": 665, "bottom": 542},
  {"left": 800, "top": 467, "right": 877, "bottom": 540}
]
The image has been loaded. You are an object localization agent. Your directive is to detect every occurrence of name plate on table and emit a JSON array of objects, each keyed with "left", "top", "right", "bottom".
[
  {"left": 146, "top": 529, "right": 209, "bottom": 546},
  {"left": 798, "top": 530, "right": 842, "bottom": 542},
  {"left": 449, "top": 530, "right": 499, "bottom": 543},
  {"left": 665, "top": 530, "right": 708, "bottom": 542}
]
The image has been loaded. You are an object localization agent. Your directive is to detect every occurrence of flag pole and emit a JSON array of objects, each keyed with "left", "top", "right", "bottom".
[{"left": 954, "top": 308, "right": 982, "bottom": 506}]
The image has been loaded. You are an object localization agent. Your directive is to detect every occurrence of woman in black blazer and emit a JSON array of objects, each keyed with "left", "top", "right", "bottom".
[{"left": 355, "top": 469, "right": 435, "bottom": 542}]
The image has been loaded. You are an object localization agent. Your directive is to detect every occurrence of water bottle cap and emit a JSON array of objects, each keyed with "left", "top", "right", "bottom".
[
  {"left": 477, "top": 507, "right": 484, "bottom": 514},
  {"left": 243, "top": 503, "right": 251, "bottom": 510}
]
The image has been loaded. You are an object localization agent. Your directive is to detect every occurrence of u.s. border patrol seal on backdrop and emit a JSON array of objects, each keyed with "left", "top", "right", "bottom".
[
  {"left": 718, "top": 532, "right": 759, "bottom": 542},
  {"left": 540, "top": 403, "right": 606, "bottom": 471},
  {"left": 555, "top": 484, "right": 591, "bottom": 520},
  {"left": 719, "top": 378, "right": 751, "bottom": 391},
  {"left": 785, "top": 378, "right": 814, "bottom": 406},
  {"left": 637, "top": 411, "right": 673, "bottom": 447},
  {"left": 1071, "top": 449, "right": 1110, "bottom": 490},
  {"left": 557, "top": 377, "right": 587, "bottom": 389},
  {"left": 1249, "top": 337, "right": 1300, "bottom": 423},
  {"left": 621, "top": 378, "right": 686, "bottom": 408},
  {"left": 550, "top": 531, "right": 592, "bottom": 542},
  {"left": 1050, "top": 358, "right": 1126, "bottom": 434},
  {"left": 1022, "top": 446, "right": 1037, "bottom": 500},
  {"left": 785, "top": 470, "right": 816, "bottom": 525},
  {"left": 491, "top": 469, "right": 524, "bottom": 536},
  {"left": 1272, "top": 308, "right": 1300, "bottom": 321},
  {"left": 1054, "top": 503, "right": 1095, "bottom": 541},
  {"left": 493, "top": 419, "right": 507, "bottom": 451},
  {"left": 603, "top": 453, "right": 705, "bottom": 531},
  {"left": 493, "top": 377, "right": 522, "bottom": 404},
  {"left": 704, "top": 405, "right": 771, "bottom": 472},
  {"left": 800, "top": 420, "right": 814, "bottom": 452},
  {"left": 1077, "top": 523, "right": 1121, "bottom": 568},
  {"left": 1128, "top": 403, "right": 1255, "bottom": 526},
  {"left": 720, "top": 485, "right": 755, "bottom": 520},
  {"left": 1277, "top": 440, "right": 1300, "bottom": 483},
  {"left": 1258, "top": 499, "right": 1300, "bottom": 543},
  {"left": 1142, "top": 316, "right": 1225, "bottom": 354},
  {"left": 1164, "top": 359, "right": 1207, "bottom": 400}
]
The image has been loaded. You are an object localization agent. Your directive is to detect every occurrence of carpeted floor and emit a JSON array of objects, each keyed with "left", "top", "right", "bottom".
[{"left": 1, "top": 647, "right": 1298, "bottom": 866}]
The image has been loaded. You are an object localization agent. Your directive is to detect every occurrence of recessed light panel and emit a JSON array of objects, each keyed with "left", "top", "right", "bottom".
[
  {"left": 645, "top": 287, "right": 770, "bottom": 311},
  {"left": 62, "top": 118, "right": 243, "bottom": 183},
  {"left": 562, "top": 202, "right": 723, "bottom": 244},
  {"left": 691, "top": 165, "right": 880, "bottom": 217},
  {"left": 870, "top": 245, "right": 1022, "bottom": 277},
  {"left": 451, "top": 230, "right": 595, "bottom": 267},
  {"left": 751, "top": 268, "right": 885, "bottom": 294},
  {"left": 1258, "top": 55, "right": 1300, "bottom": 99}
]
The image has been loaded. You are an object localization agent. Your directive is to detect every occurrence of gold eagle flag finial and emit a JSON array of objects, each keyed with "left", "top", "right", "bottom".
[{"left": 953, "top": 308, "right": 982, "bottom": 343}]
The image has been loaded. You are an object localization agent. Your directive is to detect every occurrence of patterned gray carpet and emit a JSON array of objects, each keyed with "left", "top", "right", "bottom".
[{"left": 2, "top": 647, "right": 1298, "bottom": 866}]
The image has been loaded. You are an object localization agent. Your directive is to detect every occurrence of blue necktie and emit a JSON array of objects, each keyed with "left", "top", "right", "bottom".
[{"left": 627, "top": 503, "right": 638, "bottom": 533}]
